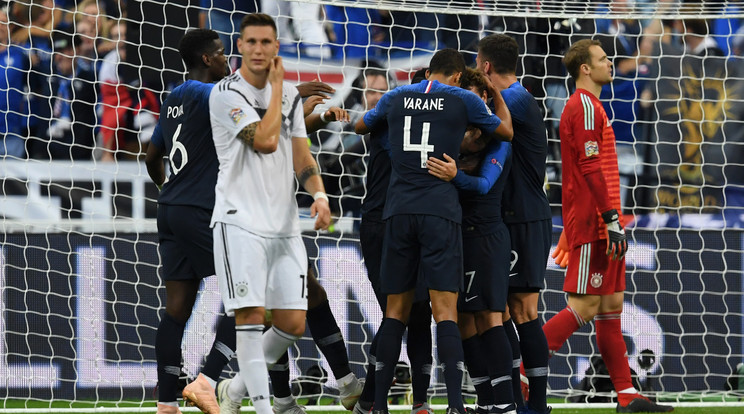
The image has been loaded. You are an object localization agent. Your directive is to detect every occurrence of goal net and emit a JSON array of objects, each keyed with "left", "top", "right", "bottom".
[{"left": 2, "top": 0, "right": 744, "bottom": 410}]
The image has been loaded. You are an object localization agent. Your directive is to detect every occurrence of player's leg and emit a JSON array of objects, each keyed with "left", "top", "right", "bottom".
[
  {"left": 459, "top": 312, "right": 494, "bottom": 413},
  {"left": 501, "top": 318, "right": 524, "bottom": 409},
  {"left": 509, "top": 292, "right": 550, "bottom": 414},
  {"left": 421, "top": 215, "right": 466, "bottom": 414},
  {"left": 596, "top": 259, "right": 672, "bottom": 413},
  {"left": 374, "top": 290, "right": 415, "bottom": 412},
  {"left": 474, "top": 311, "right": 515, "bottom": 414},
  {"left": 407, "top": 300, "right": 433, "bottom": 412},
  {"left": 356, "top": 218, "right": 386, "bottom": 414},
  {"left": 506, "top": 220, "right": 551, "bottom": 414},
  {"left": 306, "top": 269, "right": 363, "bottom": 409},
  {"left": 214, "top": 223, "right": 273, "bottom": 414},
  {"left": 157, "top": 205, "right": 220, "bottom": 414},
  {"left": 372, "top": 215, "right": 420, "bottom": 413},
  {"left": 542, "top": 242, "right": 602, "bottom": 354}
]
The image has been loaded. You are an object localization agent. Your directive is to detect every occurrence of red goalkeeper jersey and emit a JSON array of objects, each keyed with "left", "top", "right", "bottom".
[{"left": 559, "top": 89, "right": 623, "bottom": 249}]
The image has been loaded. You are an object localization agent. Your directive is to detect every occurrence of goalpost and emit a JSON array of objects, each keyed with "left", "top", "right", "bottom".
[{"left": 2, "top": 0, "right": 744, "bottom": 411}]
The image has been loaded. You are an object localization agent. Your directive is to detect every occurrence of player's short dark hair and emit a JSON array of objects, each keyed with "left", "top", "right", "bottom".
[
  {"left": 411, "top": 67, "right": 428, "bottom": 84},
  {"left": 178, "top": 29, "right": 220, "bottom": 70},
  {"left": 428, "top": 48, "right": 466, "bottom": 77},
  {"left": 460, "top": 68, "right": 488, "bottom": 97},
  {"left": 563, "top": 38, "right": 602, "bottom": 80},
  {"left": 240, "top": 13, "right": 277, "bottom": 38},
  {"left": 478, "top": 34, "right": 518, "bottom": 75}
]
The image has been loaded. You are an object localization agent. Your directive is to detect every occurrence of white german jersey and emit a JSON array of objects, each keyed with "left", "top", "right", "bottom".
[{"left": 209, "top": 71, "right": 307, "bottom": 237}]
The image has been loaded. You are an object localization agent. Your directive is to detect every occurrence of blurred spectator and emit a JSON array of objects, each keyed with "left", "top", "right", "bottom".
[
  {"left": 33, "top": 29, "right": 97, "bottom": 160},
  {"left": 315, "top": 62, "right": 394, "bottom": 216},
  {"left": 0, "top": 7, "right": 30, "bottom": 159},
  {"left": 262, "top": 0, "right": 331, "bottom": 58},
  {"left": 10, "top": 0, "right": 56, "bottom": 146},
  {"left": 75, "top": 0, "right": 115, "bottom": 58},
  {"left": 199, "top": 0, "right": 258, "bottom": 69},
  {"left": 674, "top": 18, "right": 725, "bottom": 57},
  {"left": 436, "top": 3, "right": 479, "bottom": 64},
  {"left": 98, "top": 20, "right": 159, "bottom": 161},
  {"left": 325, "top": 5, "right": 385, "bottom": 59}
]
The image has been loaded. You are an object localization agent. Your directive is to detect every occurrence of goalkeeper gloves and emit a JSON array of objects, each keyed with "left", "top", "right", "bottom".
[{"left": 601, "top": 209, "right": 627, "bottom": 260}]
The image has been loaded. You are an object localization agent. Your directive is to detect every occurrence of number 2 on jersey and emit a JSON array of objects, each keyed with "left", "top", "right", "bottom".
[
  {"left": 403, "top": 116, "right": 434, "bottom": 168},
  {"left": 169, "top": 123, "right": 188, "bottom": 175}
]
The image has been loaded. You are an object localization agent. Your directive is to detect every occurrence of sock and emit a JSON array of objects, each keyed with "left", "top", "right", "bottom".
[
  {"left": 374, "top": 318, "right": 406, "bottom": 411},
  {"left": 263, "top": 326, "right": 301, "bottom": 369},
  {"left": 202, "top": 314, "right": 236, "bottom": 383},
  {"left": 462, "top": 335, "right": 494, "bottom": 407},
  {"left": 227, "top": 371, "right": 248, "bottom": 402},
  {"left": 596, "top": 312, "right": 635, "bottom": 394},
  {"left": 481, "top": 326, "right": 513, "bottom": 408},
  {"left": 155, "top": 313, "right": 185, "bottom": 402},
  {"left": 359, "top": 320, "right": 382, "bottom": 405},
  {"left": 236, "top": 324, "right": 272, "bottom": 414},
  {"left": 407, "top": 302, "right": 433, "bottom": 404},
  {"left": 307, "top": 299, "right": 352, "bottom": 379},
  {"left": 516, "top": 319, "right": 550, "bottom": 413},
  {"left": 503, "top": 320, "right": 524, "bottom": 408},
  {"left": 268, "top": 351, "right": 292, "bottom": 398},
  {"left": 436, "top": 320, "right": 465, "bottom": 412},
  {"left": 542, "top": 306, "right": 586, "bottom": 354}
]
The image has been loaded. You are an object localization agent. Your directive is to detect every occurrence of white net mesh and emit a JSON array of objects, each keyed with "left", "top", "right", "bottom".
[{"left": 2, "top": 0, "right": 744, "bottom": 410}]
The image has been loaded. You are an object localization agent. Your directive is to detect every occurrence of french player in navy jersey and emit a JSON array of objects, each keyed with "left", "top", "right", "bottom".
[
  {"left": 144, "top": 29, "right": 231, "bottom": 414},
  {"left": 427, "top": 68, "right": 516, "bottom": 414},
  {"left": 475, "top": 34, "right": 552, "bottom": 414},
  {"left": 355, "top": 48, "right": 513, "bottom": 414},
  {"left": 354, "top": 68, "right": 436, "bottom": 414}
]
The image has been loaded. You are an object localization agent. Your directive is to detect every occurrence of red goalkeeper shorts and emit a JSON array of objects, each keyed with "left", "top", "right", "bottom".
[{"left": 563, "top": 239, "right": 626, "bottom": 295}]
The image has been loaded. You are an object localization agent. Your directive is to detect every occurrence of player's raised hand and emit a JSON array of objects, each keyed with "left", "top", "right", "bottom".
[
  {"left": 552, "top": 231, "right": 569, "bottom": 268},
  {"left": 426, "top": 153, "right": 458, "bottom": 181},
  {"left": 323, "top": 106, "right": 350, "bottom": 123},
  {"left": 303, "top": 95, "right": 326, "bottom": 117},
  {"left": 296, "top": 79, "right": 335, "bottom": 99},
  {"left": 311, "top": 196, "right": 331, "bottom": 230},
  {"left": 601, "top": 209, "right": 628, "bottom": 260},
  {"left": 268, "top": 56, "right": 284, "bottom": 85}
]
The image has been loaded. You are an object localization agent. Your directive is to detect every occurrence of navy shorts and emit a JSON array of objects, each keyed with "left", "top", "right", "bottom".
[
  {"left": 458, "top": 225, "right": 511, "bottom": 313},
  {"left": 381, "top": 215, "right": 463, "bottom": 295},
  {"left": 361, "top": 217, "right": 430, "bottom": 309},
  {"left": 507, "top": 219, "right": 552, "bottom": 292},
  {"left": 157, "top": 204, "right": 215, "bottom": 281}
]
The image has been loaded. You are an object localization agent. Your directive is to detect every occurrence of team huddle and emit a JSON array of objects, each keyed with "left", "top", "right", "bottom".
[{"left": 146, "top": 12, "right": 674, "bottom": 414}]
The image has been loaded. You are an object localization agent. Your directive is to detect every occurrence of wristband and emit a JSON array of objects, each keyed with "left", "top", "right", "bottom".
[
  {"left": 313, "top": 191, "right": 329, "bottom": 202},
  {"left": 319, "top": 111, "right": 329, "bottom": 124}
]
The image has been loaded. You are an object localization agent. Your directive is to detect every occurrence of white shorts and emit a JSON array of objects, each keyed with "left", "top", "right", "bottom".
[{"left": 213, "top": 222, "right": 308, "bottom": 315}]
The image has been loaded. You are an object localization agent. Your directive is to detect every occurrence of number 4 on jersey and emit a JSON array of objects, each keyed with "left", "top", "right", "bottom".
[{"left": 403, "top": 115, "right": 434, "bottom": 168}]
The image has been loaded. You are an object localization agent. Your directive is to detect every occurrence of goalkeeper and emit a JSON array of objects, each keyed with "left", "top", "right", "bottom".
[{"left": 544, "top": 39, "right": 672, "bottom": 413}]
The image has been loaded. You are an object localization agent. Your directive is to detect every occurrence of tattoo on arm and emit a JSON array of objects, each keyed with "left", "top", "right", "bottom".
[
  {"left": 237, "top": 122, "right": 259, "bottom": 147},
  {"left": 297, "top": 165, "right": 320, "bottom": 186}
]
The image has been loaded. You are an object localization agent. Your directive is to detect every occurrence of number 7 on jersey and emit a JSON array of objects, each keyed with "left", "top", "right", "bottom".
[{"left": 403, "top": 116, "right": 434, "bottom": 168}]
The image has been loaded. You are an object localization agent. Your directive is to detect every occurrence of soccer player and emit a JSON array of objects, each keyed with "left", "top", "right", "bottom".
[
  {"left": 207, "top": 13, "right": 330, "bottom": 414},
  {"left": 354, "top": 67, "right": 435, "bottom": 414},
  {"left": 355, "top": 48, "right": 513, "bottom": 414},
  {"left": 475, "top": 34, "right": 552, "bottom": 414},
  {"left": 426, "top": 67, "right": 514, "bottom": 414},
  {"left": 542, "top": 39, "right": 673, "bottom": 413},
  {"left": 144, "top": 29, "right": 233, "bottom": 414}
]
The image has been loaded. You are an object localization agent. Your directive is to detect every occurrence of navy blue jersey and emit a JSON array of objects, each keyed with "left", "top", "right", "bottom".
[
  {"left": 151, "top": 80, "right": 218, "bottom": 210},
  {"left": 499, "top": 82, "right": 551, "bottom": 223},
  {"left": 364, "top": 80, "right": 502, "bottom": 223},
  {"left": 360, "top": 126, "right": 391, "bottom": 221},
  {"left": 457, "top": 141, "right": 512, "bottom": 236}
]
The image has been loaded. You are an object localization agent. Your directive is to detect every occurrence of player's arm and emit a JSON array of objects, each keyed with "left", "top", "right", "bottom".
[
  {"left": 570, "top": 111, "right": 627, "bottom": 259},
  {"left": 144, "top": 123, "right": 166, "bottom": 188},
  {"left": 305, "top": 106, "right": 350, "bottom": 134},
  {"left": 551, "top": 230, "right": 569, "bottom": 268},
  {"left": 426, "top": 141, "right": 510, "bottom": 195},
  {"left": 488, "top": 89, "right": 514, "bottom": 141},
  {"left": 292, "top": 137, "right": 331, "bottom": 230},
  {"left": 355, "top": 89, "right": 392, "bottom": 135},
  {"left": 236, "top": 57, "right": 285, "bottom": 153}
]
